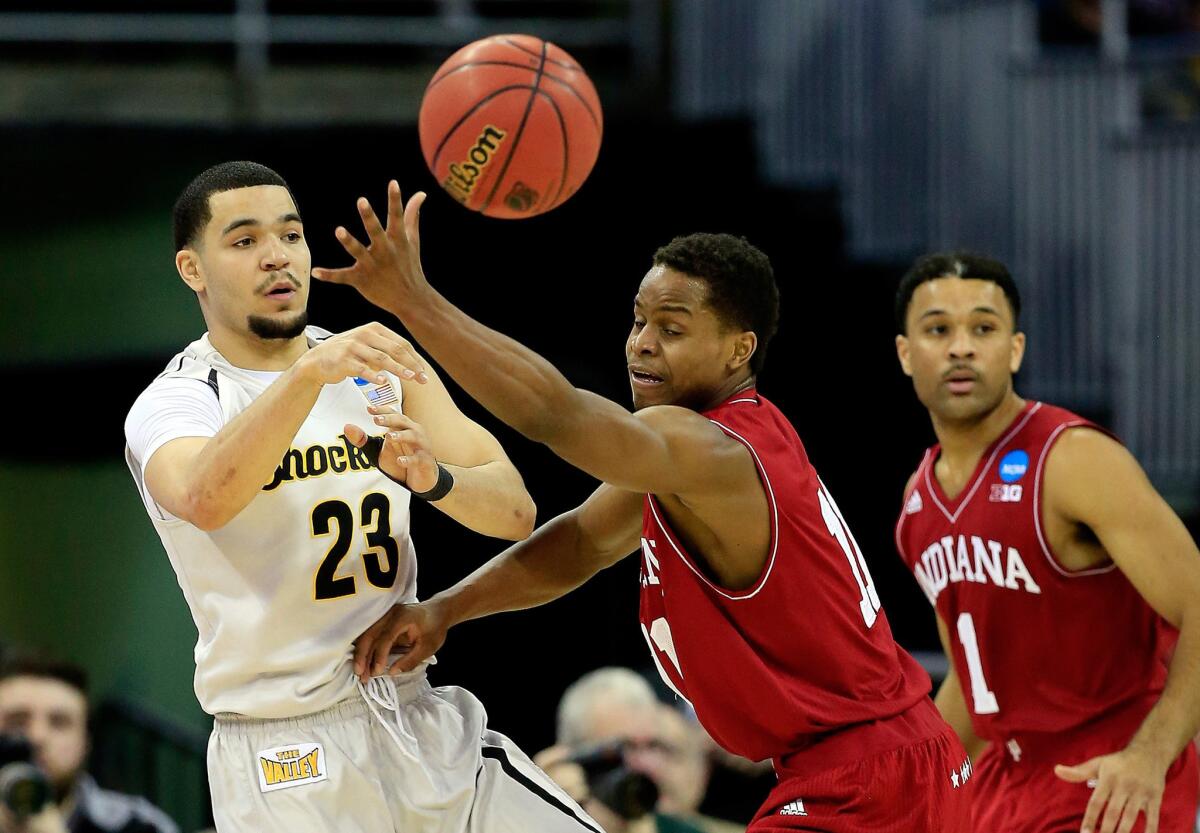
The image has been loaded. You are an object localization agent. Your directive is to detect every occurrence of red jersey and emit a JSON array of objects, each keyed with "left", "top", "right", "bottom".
[
  {"left": 894, "top": 400, "right": 1175, "bottom": 746},
  {"left": 638, "top": 389, "right": 932, "bottom": 765}
]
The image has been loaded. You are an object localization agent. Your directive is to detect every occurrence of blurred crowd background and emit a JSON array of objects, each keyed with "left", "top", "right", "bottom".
[{"left": 1, "top": 1, "right": 1198, "bottom": 830}]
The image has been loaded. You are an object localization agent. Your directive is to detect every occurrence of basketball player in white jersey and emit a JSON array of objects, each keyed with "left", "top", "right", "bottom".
[{"left": 123, "top": 162, "right": 603, "bottom": 833}]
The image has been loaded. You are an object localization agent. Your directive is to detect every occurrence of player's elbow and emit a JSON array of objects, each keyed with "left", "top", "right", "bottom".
[
  {"left": 502, "top": 496, "right": 537, "bottom": 541},
  {"left": 177, "top": 488, "right": 235, "bottom": 532}
]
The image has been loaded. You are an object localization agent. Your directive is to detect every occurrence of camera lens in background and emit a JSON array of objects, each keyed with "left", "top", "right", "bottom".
[
  {"left": 566, "top": 741, "right": 660, "bottom": 821},
  {"left": 588, "top": 765, "right": 659, "bottom": 821},
  {"left": 0, "top": 735, "right": 52, "bottom": 820}
]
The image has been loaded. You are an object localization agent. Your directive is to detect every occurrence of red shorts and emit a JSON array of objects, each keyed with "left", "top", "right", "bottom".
[
  {"left": 973, "top": 728, "right": 1199, "bottom": 833},
  {"left": 749, "top": 699, "right": 973, "bottom": 832}
]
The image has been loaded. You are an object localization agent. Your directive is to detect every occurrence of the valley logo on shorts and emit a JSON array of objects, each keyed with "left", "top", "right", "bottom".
[{"left": 256, "top": 742, "right": 328, "bottom": 793}]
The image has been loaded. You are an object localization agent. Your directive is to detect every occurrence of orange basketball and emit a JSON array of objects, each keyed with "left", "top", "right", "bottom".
[{"left": 418, "top": 34, "right": 603, "bottom": 219}]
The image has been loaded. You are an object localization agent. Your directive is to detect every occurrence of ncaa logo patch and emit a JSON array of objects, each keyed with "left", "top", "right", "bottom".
[
  {"left": 998, "top": 450, "right": 1029, "bottom": 483},
  {"left": 256, "top": 742, "right": 328, "bottom": 793}
]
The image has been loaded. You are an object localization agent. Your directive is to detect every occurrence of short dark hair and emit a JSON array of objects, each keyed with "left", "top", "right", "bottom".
[
  {"left": 895, "top": 250, "right": 1021, "bottom": 335},
  {"left": 172, "top": 161, "right": 294, "bottom": 252},
  {"left": 652, "top": 233, "right": 780, "bottom": 375},
  {"left": 0, "top": 656, "right": 88, "bottom": 698}
]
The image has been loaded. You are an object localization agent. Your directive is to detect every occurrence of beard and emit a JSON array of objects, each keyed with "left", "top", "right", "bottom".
[{"left": 247, "top": 309, "right": 309, "bottom": 340}]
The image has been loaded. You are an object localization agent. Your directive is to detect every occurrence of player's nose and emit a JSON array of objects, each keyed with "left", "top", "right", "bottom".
[
  {"left": 947, "top": 328, "right": 975, "bottom": 359},
  {"left": 261, "top": 239, "right": 291, "bottom": 272}
]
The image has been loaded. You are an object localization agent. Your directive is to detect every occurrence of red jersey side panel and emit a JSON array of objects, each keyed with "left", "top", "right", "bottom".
[
  {"left": 639, "top": 390, "right": 931, "bottom": 763},
  {"left": 894, "top": 401, "right": 1175, "bottom": 744}
]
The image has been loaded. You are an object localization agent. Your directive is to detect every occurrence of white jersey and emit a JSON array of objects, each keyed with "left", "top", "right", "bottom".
[{"left": 124, "top": 326, "right": 418, "bottom": 719}]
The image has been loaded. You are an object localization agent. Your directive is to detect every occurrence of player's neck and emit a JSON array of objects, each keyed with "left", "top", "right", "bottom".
[
  {"left": 931, "top": 391, "right": 1026, "bottom": 470},
  {"left": 206, "top": 324, "right": 309, "bottom": 371},
  {"left": 702, "top": 373, "right": 756, "bottom": 411}
]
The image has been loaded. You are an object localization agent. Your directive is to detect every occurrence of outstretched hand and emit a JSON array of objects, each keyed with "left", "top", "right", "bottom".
[
  {"left": 313, "top": 180, "right": 429, "bottom": 313},
  {"left": 1055, "top": 745, "right": 1169, "bottom": 833}
]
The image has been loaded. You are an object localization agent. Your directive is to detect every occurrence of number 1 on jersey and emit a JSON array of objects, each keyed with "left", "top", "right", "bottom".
[
  {"left": 956, "top": 612, "right": 999, "bottom": 714},
  {"left": 817, "top": 481, "right": 881, "bottom": 628}
]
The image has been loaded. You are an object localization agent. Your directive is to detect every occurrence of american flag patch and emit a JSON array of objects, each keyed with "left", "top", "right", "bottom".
[{"left": 354, "top": 377, "right": 399, "bottom": 407}]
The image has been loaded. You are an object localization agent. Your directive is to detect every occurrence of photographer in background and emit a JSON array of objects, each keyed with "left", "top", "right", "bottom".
[
  {"left": 0, "top": 659, "right": 176, "bottom": 833},
  {"left": 535, "top": 668, "right": 744, "bottom": 833}
]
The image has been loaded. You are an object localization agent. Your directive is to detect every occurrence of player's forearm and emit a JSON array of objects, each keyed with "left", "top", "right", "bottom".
[
  {"left": 934, "top": 667, "right": 987, "bottom": 759},
  {"left": 1128, "top": 607, "right": 1200, "bottom": 766},
  {"left": 431, "top": 508, "right": 610, "bottom": 626},
  {"left": 182, "top": 362, "right": 323, "bottom": 529},
  {"left": 426, "top": 460, "right": 536, "bottom": 540},
  {"left": 388, "top": 287, "right": 585, "bottom": 444}
]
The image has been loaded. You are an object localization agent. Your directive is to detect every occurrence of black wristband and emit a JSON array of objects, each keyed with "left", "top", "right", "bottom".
[
  {"left": 361, "top": 435, "right": 454, "bottom": 501},
  {"left": 410, "top": 463, "right": 455, "bottom": 502}
]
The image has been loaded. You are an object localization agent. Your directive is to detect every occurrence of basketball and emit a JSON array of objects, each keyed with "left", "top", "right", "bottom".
[{"left": 418, "top": 34, "right": 603, "bottom": 219}]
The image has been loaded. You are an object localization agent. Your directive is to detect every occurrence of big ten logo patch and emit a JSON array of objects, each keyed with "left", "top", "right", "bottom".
[
  {"left": 257, "top": 743, "right": 328, "bottom": 793},
  {"left": 989, "top": 483, "right": 1023, "bottom": 503}
]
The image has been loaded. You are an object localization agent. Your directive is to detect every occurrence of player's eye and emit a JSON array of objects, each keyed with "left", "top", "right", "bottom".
[
  {"left": 233, "top": 237, "right": 253, "bottom": 247},
  {"left": 662, "top": 328, "right": 681, "bottom": 337},
  {"left": 925, "top": 324, "right": 947, "bottom": 335},
  {"left": 632, "top": 319, "right": 645, "bottom": 330},
  {"left": 284, "top": 231, "right": 302, "bottom": 243},
  {"left": 975, "top": 323, "right": 996, "bottom": 335}
]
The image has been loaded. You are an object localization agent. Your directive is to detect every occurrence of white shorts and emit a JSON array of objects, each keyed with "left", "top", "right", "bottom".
[{"left": 207, "top": 670, "right": 602, "bottom": 833}]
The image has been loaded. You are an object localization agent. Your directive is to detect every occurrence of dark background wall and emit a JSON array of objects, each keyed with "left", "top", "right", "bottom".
[{"left": 0, "top": 116, "right": 939, "bottom": 753}]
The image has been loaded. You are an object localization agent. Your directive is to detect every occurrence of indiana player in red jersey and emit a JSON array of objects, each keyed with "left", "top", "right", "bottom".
[
  {"left": 308, "top": 182, "right": 972, "bottom": 831},
  {"left": 892, "top": 251, "right": 1200, "bottom": 833}
]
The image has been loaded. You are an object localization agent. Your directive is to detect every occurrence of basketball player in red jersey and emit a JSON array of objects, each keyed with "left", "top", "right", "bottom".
[
  {"left": 892, "top": 251, "right": 1200, "bottom": 833},
  {"left": 307, "top": 182, "right": 973, "bottom": 831}
]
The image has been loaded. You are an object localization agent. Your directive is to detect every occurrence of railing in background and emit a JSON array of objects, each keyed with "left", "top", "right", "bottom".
[
  {"left": 926, "top": 0, "right": 1035, "bottom": 263},
  {"left": 91, "top": 699, "right": 211, "bottom": 833},
  {"left": 1010, "top": 56, "right": 1126, "bottom": 410},
  {"left": 1112, "top": 128, "right": 1200, "bottom": 511}
]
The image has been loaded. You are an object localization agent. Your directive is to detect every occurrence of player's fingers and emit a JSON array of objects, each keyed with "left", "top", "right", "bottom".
[
  {"left": 371, "top": 410, "right": 415, "bottom": 428},
  {"left": 405, "top": 191, "right": 426, "bottom": 255},
  {"left": 1098, "top": 791, "right": 1129, "bottom": 833},
  {"left": 311, "top": 266, "right": 353, "bottom": 284},
  {"left": 1144, "top": 793, "right": 1162, "bottom": 833},
  {"left": 361, "top": 332, "right": 428, "bottom": 383},
  {"left": 1081, "top": 779, "right": 1112, "bottom": 833},
  {"left": 1056, "top": 761, "right": 1100, "bottom": 783},
  {"left": 366, "top": 404, "right": 398, "bottom": 416},
  {"left": 1114, "top": 795, "right": 1144, "bottom": 833},
  {"left": 353, "top": 628, "right": 381, "bottom": 680},
  {"left": 342, "top": 423, "right": 367, "bottom": 446},
  {"left": 386, "top": 180, "right": 404, "bottom": 237},
  {"left": 334, "top": 226, "right": 370, "bottom": 262},
  {"left": 357, "top": 197, "right": 386, "bottom": 243}
]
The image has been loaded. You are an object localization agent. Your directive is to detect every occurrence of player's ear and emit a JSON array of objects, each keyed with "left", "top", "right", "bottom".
[
  {"left": 729, "top": 331, "right": 757, "bottom": 372},
  {"left": 895, "top": 334, "right": 913, "bottom": 377},
  {"left": 176, "top": 248, "right": 205, "bottom": 293},
  {"left": 1009, "top": 330, "right": 1026, "bottom": 374}
]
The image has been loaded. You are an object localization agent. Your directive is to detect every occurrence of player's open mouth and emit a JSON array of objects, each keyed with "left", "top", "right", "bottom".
[
  {"left": 944, "top": 370, "right": 977, "bottom": 394},
  {"left": 630, "top": 369, "right": 664, "bottom": 386},
  {"left": 266, "top": 284, "right": 297, "bottom": 301}
]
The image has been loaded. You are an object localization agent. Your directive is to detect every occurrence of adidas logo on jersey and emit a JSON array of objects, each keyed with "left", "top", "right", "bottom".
[
  {"left": 905, "top": 491, "right": 924, "bottom": 515},
  {"left": 778, "top": 799, "right": 808, "bottom": 816},
  {"left": 262, "top": 434, "right": 376, "bottom": 492},
  {"left": 912, "top": 534, "right": 1042, "bottom": 604}
]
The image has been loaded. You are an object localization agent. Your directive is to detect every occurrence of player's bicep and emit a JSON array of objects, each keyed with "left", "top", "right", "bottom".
[
  {"left": 1049, "top": 430, "right": 1200, "bottom": 627},
  {"left": 142, "top": 436, "right": 212, "bottom": 520}
]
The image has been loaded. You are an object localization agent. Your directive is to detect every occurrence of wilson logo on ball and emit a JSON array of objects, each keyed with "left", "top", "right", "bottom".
[{"left": 442, "top": 125, "right": 508, "bottom": 203}]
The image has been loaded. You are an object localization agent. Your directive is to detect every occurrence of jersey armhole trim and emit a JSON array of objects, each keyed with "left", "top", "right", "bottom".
[
  {"left": 894, "top": 449, "right": 932, "bottom": 562},
  {"left": 1034, "top": 422, "right": 1119, "bottom": 579},
  {"left": 645, "top": 419, "right": 779, "bottom": 601}
]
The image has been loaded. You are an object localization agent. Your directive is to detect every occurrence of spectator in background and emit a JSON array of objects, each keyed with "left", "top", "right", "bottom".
[
  {"left": 535, "top": 668, "right": 746, "bottom": 833},
  {"left": 0, "top": 659, "right": 177, "bottom": 833}
]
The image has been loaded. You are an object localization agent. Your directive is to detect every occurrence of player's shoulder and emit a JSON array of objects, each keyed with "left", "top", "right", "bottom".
[{"left": 635, "top": 404, "right": 728, "bottom": 439}]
